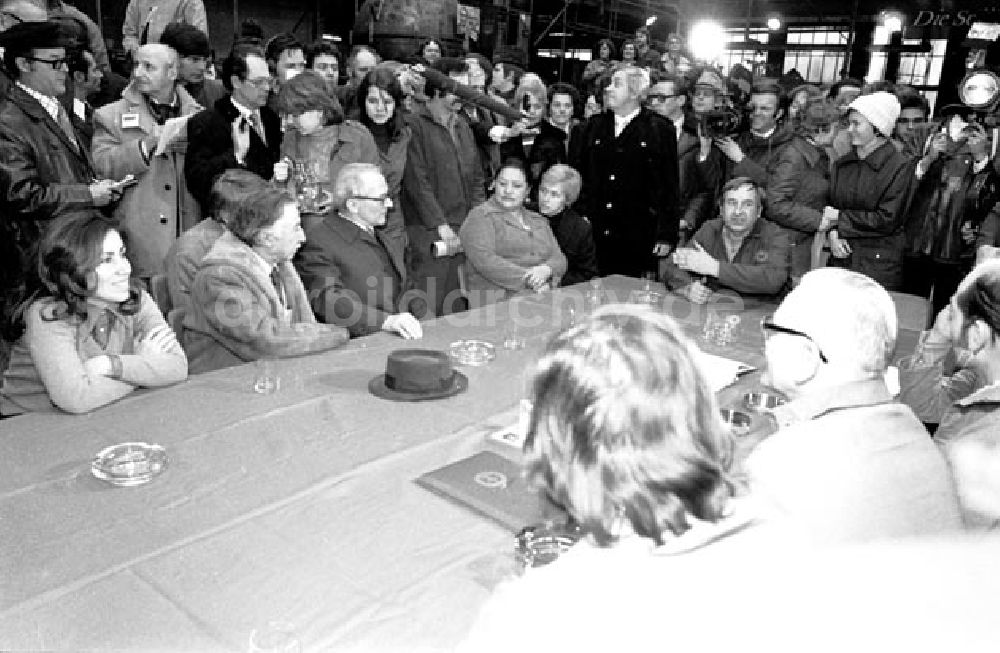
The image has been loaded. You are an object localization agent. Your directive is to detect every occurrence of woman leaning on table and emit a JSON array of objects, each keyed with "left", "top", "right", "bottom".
[
  {"left": 459, "top": 305, "right": 781, "bottom": 651},
  {"left": 0, "top": 214, "right": 187, "bottom": 416},
  {"left": 823, "top": 91, "right": 913, "bottom": 290},
  {"left": 458, "top": 159, "right": 567, "bottom": 307},
  {"left": 898, "top": 261, "right": 1000, "bottom": 527}
]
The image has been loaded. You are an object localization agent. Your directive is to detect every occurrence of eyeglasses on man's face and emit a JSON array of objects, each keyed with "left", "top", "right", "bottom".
[
  {"left": 760, "top": 314, "right": 829, "bottom": 363},
  {"left": 245, "top": 76, "right": 274, "bottom": 89},
  {"left": 353, "top": 193, "right": 391, "bottom": 205},
  {"left": 25, "top": 55, "right": 69, "bottom": 70},
  {"left": 647, "top": 93, "right": 679, "bottom": 103}
]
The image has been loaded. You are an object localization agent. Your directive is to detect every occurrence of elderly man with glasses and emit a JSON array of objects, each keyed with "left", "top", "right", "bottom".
[
  {"left": 185, "top": 43, "right": 282, "bottom": 212},
  {"left": 745, "top": 267, "right": 962, "bottom": 543},
  {"left": 295, "top": 163, "right": 425, "bottom": 339}
]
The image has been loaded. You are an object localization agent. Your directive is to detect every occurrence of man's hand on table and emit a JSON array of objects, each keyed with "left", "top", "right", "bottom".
[
  {"left": 383, "top": 312, "right": 423, "bottom": 339},
  {"left": 682, "top": 280, "right": 713, "bottom": 304}
]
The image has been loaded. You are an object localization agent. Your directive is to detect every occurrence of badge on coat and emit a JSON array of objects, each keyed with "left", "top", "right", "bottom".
[
  {"left": 754, "top": 251, "right": 769, "bottom": 263},
  {"left": 121, "top": 113, "right": 141, "bottom": 129}
]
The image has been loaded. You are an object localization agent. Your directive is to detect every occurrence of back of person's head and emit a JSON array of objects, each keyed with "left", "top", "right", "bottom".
[
  {"left": 898, "top": 93, "right": 930, "bottom": 118},
  {"left": 159, "top": 21, "right": 210, "bottom": 58},
  {"left": 332, "top": 162, "right": 382, "bottom": 212},
  {"left": 227, "top": 186, "right": 294, "bottom": 246},
  {"left": 305, "top": 38, "right": 339, "bottom": 67},
  {"left": 523, "top": 304, "right": 733, "bottom": 546},
  {"left": 208, "top": 169, "right": 265, "bottom": 226},
  {"left": 356, "top": 66, "right": 404, "bottom": 136},
  {"left": 778, "top": 268, "right": 897, "bottom": 379},
  {"left": 348, "top": 45, "right": 379, "bottom": 69},
  {"left": 275, "top": 70, "right": 343, "bottom": 124},
  {"left": 955, "top": 260, "right": 1000, "bottom": 338},
  {"left": 221, "top": 42, "right": 265, "bottom": 92},
  {"left": 829, "top": 77, "right": 863, "bottom": 99},
  {"left": 649, "top": 71, "right": 687, "bottom": 96},
  {"left": 862, "top": 79, "right": 895, "bottom": 95},
  {"left": 615, "top": 63, "right": 650, "bottom": 97},
  {"left": 539, "top": 163, "right": 582, "bottom": 204},
  {"left": 426, "top": 56, "right": 468, "bottom": 98},
  {"left": 264, "top": 32, "right": 302, "bottom": 64},
  {"left": 237, "top": 18, "right": 264, "bottom": 45}
]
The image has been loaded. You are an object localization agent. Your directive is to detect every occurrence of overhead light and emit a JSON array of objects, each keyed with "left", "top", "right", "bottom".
[
  {"left": 550, "top": 32, "right": 571, "bottom": 37},
  {"left": 689, "top": 20, "right": 725, "bottom": 62},
  {"left": 321, "top": 33, "right": 342, "bottom": 42},
  {"left": 646, "top": 16, "right": 657, "bottom": 27},
  {"left": 881, "top": 11, "right": 904, "bottom": 32},
  {"left": 767, "top": 17, "right": 781, "bottom": 30}
]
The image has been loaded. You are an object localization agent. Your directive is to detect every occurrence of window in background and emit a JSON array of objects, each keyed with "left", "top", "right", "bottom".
[{"left": 783, "top": 28, "right": 849, "bottom": 83}]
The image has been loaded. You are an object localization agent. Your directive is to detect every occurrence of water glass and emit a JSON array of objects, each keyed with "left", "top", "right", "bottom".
[
  {"left": 252, "top": 358, "right": 280, "bottom": 395},
  {"left": 585, "top": 278, "right": 604, "bottom": 313},
  {"left": 501, "top": 322, "right": 525, "bottom": 350},
  {"left": 247, "top": 621, "right": 301, "bottom": 653}
]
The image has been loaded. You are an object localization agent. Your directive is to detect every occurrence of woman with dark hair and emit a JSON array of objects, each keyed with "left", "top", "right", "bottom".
[
  {"left": 899, "top": 261, "right": 1000, "bottom": 526},
  {"left": 620, "top": 39, "right": 637, "bottom": 65},
  {"left": 0, "top": 214, "right": 187, "bottom": 415},
  {"left": 275, "top": 71, "right": 379, "bottom": 201},
  {"left": 581, "top": 38, "right": 616, "bottom": 97},
  {"left": 461, "top": 305, "right": 758, "bottom": 649},
  {"left": 357, "top": 67, "right": 412, "bottom": 254},
  {"left": 417, "top": 38, "right": 442, "bottom": 65},
  {"left": 458, "top": 160, "right": 566, "bottom": 306}
]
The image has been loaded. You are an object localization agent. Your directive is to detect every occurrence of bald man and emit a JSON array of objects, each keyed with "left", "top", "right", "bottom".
[
  {"left": 746, "top": 268, "right": 961, "bottom": 543},
  {"left": 92, "top": 43, "right": 203, "bottom": 280}
]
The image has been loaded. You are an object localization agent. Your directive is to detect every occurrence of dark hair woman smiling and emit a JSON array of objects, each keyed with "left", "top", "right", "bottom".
[{"left": 1, "top": 214, "right": 187, "bottom": 415}]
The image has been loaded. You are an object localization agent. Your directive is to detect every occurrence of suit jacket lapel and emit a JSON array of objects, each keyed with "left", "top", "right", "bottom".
[{"left": 376, "top": 229, "right": 405, "bottom": 281}]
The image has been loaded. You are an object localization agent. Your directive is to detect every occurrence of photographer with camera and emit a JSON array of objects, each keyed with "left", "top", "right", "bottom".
[
  {"left": 903, "top": 103, "right": 1000, "bottom": 314},
  {"left": 696, "top": 80, "right": 793, "bottom": 205}
]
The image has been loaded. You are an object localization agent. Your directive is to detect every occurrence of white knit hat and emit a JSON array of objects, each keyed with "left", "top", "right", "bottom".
[{"left": 847, "top": 91, "right": 901, "bottom": 138}]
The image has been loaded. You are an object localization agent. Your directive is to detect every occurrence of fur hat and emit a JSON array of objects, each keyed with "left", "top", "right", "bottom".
[
  {"left": 848, "top": 91, "right": 901, "bottom": 137},
  {"left": 0, "top": 20, "right": 72, "bottom": 57}
]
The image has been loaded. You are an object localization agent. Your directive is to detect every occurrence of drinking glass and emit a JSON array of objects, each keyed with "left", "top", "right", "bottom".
[
  {"left": 247, "top": 621, "right": 301, "bottom": 653},
  {"left": 502, "top": 321, "right": 525, "bottom": 351},
  {"left": 252, "top": 358, "right": 279, "bottom": 394}
]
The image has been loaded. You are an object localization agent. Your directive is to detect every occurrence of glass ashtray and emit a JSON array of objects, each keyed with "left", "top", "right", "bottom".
[
  {"left": 515, "top": 520, "right": 583, "bottom": 574},
  {"left": 91, "top": 442, "right": 168, "bottom": 487},
  {"left": 449, "top": 339, "right": 496, "bottom": 366},
  {"left": 628, "top": 288, "right": 664, "bottom": 307}
]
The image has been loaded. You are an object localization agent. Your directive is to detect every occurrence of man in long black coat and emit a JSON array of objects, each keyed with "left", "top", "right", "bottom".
[{"left": 572, "top": 65, "right": 680, "bottom": 278}]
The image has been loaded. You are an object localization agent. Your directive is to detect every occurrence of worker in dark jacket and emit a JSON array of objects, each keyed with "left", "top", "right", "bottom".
[
  {"left": 401, "top": 57, "right": 485, "bottom": 315},
  {"left": 766, "top": 100, "right": 840, "bottom": 283},
  {"left": 572, "top": 64, "right": 679, "bottom": 277},
  {"left": 825, "top": 92, "right": 913, "bottom": 291},
  {"left": 538, "top": 164, "right": 598, "bottom": 286},
  {"left": 696, "top": 80, "right": 794, "bottom": 195},
  {"left": 663, "top": 177, "right": 789, "bottom": 302}
]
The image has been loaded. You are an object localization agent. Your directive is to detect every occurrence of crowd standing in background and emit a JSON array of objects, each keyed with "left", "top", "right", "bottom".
[{"left": 0, "top": 10, "right": 999, "bottom": 635}]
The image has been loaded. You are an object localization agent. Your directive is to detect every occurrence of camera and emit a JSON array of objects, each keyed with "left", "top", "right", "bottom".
[{"left": 698, "top": 107, "right": 743, "bottom": 138}]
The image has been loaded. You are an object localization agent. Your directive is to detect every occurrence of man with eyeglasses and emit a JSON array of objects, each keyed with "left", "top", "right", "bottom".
[
  {"left": 0, "top": 0, "right": 46, "bottom": 103},
  {"left": 295, "top": 163, "right": 425, "bottom": 339},
  {"left": 185, "top": 43, "right": 282, "bottom": 212},
  {"left": 745, "top": 267, "right": 962, "bottom": 543},
  {"left": 663, "top": 177, "right": 788, "bottom": 303},
  {"left": 647, "top": 71, "right": 712, "bottom": 240}
]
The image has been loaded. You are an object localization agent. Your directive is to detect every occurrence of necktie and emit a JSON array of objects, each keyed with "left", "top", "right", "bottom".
[
  {"left": 270, "top": 268, "right": 287, "bottom": 308},
  {"left": 56, "top": 106, "right": 80, "bottom": 153},
  {"left": 248, "top": 112, "right": 266, "bottom": 146}
]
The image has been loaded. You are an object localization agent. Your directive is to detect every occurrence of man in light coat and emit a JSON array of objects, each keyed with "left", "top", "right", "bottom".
[{"left": 92, "top": 43, "right": 202, "bottom": 280}]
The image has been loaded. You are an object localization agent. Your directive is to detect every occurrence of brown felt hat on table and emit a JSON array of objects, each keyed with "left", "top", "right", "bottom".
[{"left": 368, "top": 349, "right": 468, "bottom": 402}]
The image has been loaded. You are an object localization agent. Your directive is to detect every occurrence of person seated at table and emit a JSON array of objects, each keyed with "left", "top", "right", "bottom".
[
  {"left": 0, "top": 214, "right": 187, "bottom": 415},
  {"left": 748, "top": 268, "right": 962, "bottom": 542},
  {"left": 182, "top": 185, "right": 349, "bottom": 374},
  {"left": 295, "top": 163, "right": 425, "bottom": 339},
  {"left": 275, "top": 70, "right": 379, "bottom": 197},
  {"left": 537, "top": 164, "right": 598, "bottom": 286},
  {"left": 662, "top": 176, "right": 790, "bottom": 304},
  {"left": 460, "top": 304, "right": 775, "bottom": 649},
  {"left": 165, "top": 169, "right": 266, "bottom": 311},
  {"left": 898, "top": 261, "right": 1000, "bottom": 527},
  {"left": 459, "top": 160, "right": 567, "bottom": 307}
]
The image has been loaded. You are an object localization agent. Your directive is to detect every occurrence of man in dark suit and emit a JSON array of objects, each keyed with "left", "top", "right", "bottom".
[
  {"left": 295, "top": 163, "right": 425, "bottom": 339},
  {"left": 184, "top": 43, "right": 281, "bottom": 212},
  {"left": 572, "top": 64, "right": 680, "bottom": 277}
]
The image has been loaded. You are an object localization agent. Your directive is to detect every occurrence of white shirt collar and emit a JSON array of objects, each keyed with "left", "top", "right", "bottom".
[
  {"left": 340, "top": 212, "right": 375, "bottom": 236},
  {"left": 231, "top": 96, "right": 255, "bottom": 119},
  {"left": 17, "top": 81, "right": 60, "bottom": 122},
  {"left": 73, "top": 97, "right": 87, "bottom": 122},
  {"left": 613, "top": 107, "right": 641, "bottom": 137},
  {"left": 672, "top": 114, "right": 684, "bottom": 135}
]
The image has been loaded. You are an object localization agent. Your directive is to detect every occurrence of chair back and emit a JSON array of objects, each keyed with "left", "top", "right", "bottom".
[{"left": 149, "top": 274, "right": 171, "bottom": 315}]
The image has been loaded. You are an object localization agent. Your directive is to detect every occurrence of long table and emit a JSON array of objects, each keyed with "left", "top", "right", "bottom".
[{"left": 0, "top": 277, "right": 912, "bottom": 650}]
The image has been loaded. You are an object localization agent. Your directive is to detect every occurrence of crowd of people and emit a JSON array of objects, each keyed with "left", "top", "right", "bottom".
[{"left": 0, "top": 0, "right": 998, "bottom": 643}]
